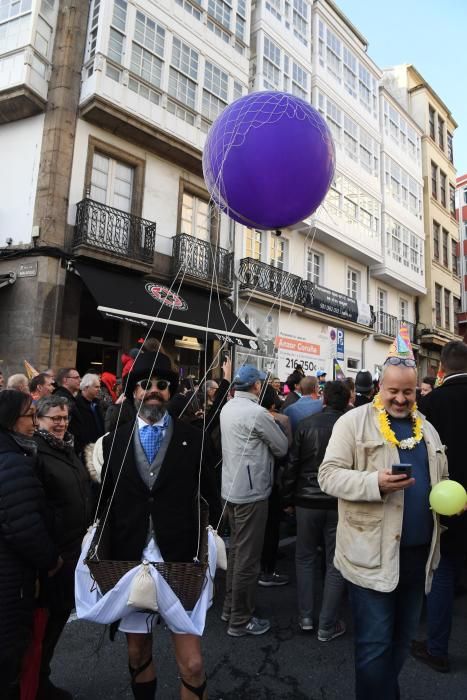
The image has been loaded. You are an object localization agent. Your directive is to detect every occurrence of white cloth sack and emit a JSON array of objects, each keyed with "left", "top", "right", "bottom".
[
  {"left": 75, "top": 526, "right": 217, "bottom": 636},
  {"left": 207, "top": 526, "right": 227, "bottom": 570},
  {"left": 127, "top": 562, "right": 158, "bottom": 612}
]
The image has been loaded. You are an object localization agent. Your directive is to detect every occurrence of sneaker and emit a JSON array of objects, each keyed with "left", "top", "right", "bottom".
[
  {"left": 299, "top": 617, "right": 314, "bottom": 632},
  {"left": 221, "top": 611, "right": 230, "bottom": 622},
  {"left": 227, "top": 616, "right": 271, "bottom": 637},
  {"left": 411, "top": 640, "right": 450, "bottom": 673},
  {"left": 37, "top": 679, "right": 73, "bottom": 700},
  {"left": 258, "top": 572, "right": 289, "bottom": 587},
  {"left": 317, "top": 620, "right": 346, "bottom": 642}
]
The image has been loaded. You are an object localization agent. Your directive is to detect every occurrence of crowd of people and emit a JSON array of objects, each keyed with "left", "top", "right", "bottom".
[{"left": 0, "top": 333, "right": 465, "bottom": 700}]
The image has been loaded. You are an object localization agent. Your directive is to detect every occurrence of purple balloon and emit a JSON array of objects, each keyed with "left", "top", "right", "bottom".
[{"left": 203, "top": 91, "right": 335, "bottom": 230}]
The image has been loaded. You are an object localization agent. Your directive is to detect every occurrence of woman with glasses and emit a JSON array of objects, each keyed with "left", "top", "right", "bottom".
[
  {"left": 34, "top": 394, "right": 93, "bottom": 699},
  {"left": 0, "top": 390, "right": 61, "bottom": 698}
]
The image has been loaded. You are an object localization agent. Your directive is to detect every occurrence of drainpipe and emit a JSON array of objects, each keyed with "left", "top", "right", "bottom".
[{"left": 361, "top": 333, "right": 369, "bottom": 370}]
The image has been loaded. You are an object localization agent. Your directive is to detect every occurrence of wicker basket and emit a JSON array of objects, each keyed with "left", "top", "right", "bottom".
[{"left": 85, "top": 503, "right": 209, "bottom": 611}]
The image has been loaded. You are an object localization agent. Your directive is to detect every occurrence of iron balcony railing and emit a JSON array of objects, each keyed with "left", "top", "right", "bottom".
[
  {"left": 377, "top": 311, "right": 399, "bottom": 337},
  {"left": 238, "top": 257, "right": 305, "bottom": 304},
  {"left": 172, "top": 232, "right": 233, "bottom": 289},
  {"left": 377, "top": 312, "right": 416, "bottom": 342},
  {"left": 401, "top": 320, "right": 416, "bottom": 343},
  {"left": 74, "top": 199, "right": 156, "bottom": 265}
]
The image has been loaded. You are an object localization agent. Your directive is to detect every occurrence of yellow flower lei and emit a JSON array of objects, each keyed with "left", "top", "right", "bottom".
[{"left": 373, "top": 393, "right": 423, "bottom": 450}]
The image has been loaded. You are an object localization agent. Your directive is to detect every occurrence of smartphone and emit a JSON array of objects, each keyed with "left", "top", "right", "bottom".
[{"left": 392, "top": 464, "right": 412, "bottom": 479}]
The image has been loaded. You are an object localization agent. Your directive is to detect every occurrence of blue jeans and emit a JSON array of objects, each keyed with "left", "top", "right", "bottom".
[
  {"left": 348, "top": 545, "right": 428, "bottom": 700},
  {"left": 426, "top": 550, "right": 465, "bottom": 657}
]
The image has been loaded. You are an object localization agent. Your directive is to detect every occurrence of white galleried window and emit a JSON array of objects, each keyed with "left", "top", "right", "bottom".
[
  {"left": 168, "top": 36, "right": 198, "bottom": 112},
  {"left": 90, "top": 153, "right": 133, "bottom": 213},
  {"left": 246, "top": 229, "right": 262, "bottom": 260},
  {"left": 202, "top": 60, "right": 228, "bottom": 122},
  {"left": 181, "top": 193, "right": 211, "bottom": 241},
  {"left": 130, "top": 11, "right": 165, "bottom": 88},
  {"left": 347, "top": 267, "right": 360, "bottom": 300}
]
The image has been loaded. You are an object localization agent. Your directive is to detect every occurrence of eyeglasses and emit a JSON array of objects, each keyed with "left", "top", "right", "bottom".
[
  {"left": 65, "top": 374, "right": 80, "bottom": 380},
  {"left": 19, "top": 411, "right": 38, "bottom": 424},
  {"left": 137, "top": 379, "right": 171, "bottom": 391},
  {"left": 41, "top": 415, "right": 69, "bottom": 424},
  {"left": 384, "top": 357, "right": 416, "bottom": 368}
]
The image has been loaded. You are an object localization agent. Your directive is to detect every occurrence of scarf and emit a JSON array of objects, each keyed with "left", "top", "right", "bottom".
[
  {"left": 35, "top": 428, "right": 75, "bottom": 452},
  {"left": 10, "top": 431, "right": 37, "bottom": 457}
]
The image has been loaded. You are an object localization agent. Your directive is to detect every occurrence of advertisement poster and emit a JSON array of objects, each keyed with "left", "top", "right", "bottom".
[{"left": 276, "top": 334, "right": 326, "bottom": 379}]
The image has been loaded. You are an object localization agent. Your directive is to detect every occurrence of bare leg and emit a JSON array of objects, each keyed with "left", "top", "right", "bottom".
[
  {"left": 126, "top": 632, "right": 156, "bottom": 685},
  {"left": 171, "top": 633, "right": 207, "bottom": 700}
]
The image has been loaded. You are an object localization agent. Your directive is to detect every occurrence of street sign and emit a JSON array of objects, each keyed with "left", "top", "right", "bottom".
[{"left": 18, "top": 261, "right": 38, "bottom": 278}]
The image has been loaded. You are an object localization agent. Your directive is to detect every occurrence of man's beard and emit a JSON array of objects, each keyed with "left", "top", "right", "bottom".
[{"left": 136, "top": 397, "right": 167, "bottom": 424}]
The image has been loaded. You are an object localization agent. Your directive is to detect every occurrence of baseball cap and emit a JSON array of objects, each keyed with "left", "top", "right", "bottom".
[
  {"left": 316, "top": 370, "right": 327, "bottom": 378},
  {"left": 355, "top": 370, "right": 373, "bottom": 393},
  {"left": 234, "top": 365, "right": 267, "bottom": 389}
]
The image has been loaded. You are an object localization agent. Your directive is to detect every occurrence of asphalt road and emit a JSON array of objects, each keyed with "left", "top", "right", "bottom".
[{"left": 53, "top": 542, "right": 467, "bottom": 700}]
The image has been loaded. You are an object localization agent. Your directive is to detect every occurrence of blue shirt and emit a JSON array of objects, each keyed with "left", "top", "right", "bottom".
[
  {"left": 284, "top": 396, "right": 323, "bottom": 431},
  {"left": 391, "top": 417, "right": 433, "bottom": 547}
]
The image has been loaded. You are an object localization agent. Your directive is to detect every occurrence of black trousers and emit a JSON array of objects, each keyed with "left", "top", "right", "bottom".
[{"left": 261, "top": 485, "right": 282, "bottom": 573}]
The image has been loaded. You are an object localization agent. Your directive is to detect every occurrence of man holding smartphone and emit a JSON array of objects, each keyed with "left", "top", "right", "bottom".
[{"left": 318, "top": 327, "right": 448, "bottom": 700}]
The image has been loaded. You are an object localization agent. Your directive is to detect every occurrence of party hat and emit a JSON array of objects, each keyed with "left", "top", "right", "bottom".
[
  {"left": 434, "top": 365, "right": 445, "bottom": 387},
  {"left": 333, "top": 358, "right": 345, "bottom": 380},
  {"left": 387, "top": 324, "right": 414, "bottom": 360},
  {"left": 24, "top": 360, "right": 39, "bottom": 379}
]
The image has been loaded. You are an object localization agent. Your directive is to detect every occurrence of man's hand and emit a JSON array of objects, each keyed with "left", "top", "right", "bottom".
[
  {"left": 378, "top": 469, "right": 415, "bottom": 494},
  {"left": 222, "top": 355, "right": 232, "bottom": 382}
]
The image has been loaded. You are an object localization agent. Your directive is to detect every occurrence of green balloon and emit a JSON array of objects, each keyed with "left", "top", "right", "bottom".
[{"left": 429, "top": 480, "right": 467, "bottom": 516}]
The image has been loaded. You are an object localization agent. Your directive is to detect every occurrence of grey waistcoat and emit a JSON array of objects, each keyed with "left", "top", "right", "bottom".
[{"left": 133, "top": 418, "right": 174, "bottom": 490}]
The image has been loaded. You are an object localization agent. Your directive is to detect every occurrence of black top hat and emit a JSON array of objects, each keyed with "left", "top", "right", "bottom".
[{"left": 124, "top": 351, "right": 179, "bottom": 399}]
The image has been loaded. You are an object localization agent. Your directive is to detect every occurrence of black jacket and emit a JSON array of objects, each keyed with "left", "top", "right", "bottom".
[
  {"left": 69, "top": 394, "right": 105, "bottom": 458},
  {"left": 354, "top": 393, "right": 372, "bottom": 408},
  {"left": 0, "top": 430, "right": 57, "bottom": 658},
  {"left": 280, "top": 408, "right": 345, "bottom": 509},
  {"left": 99, "top": 418, "right": 221, "bottom": 563},
  {"left": 53, "top": 386, "right": 77, "bottom": 407},
  {"left": 425, "top": 374, "right": 467, "bottom": 552},
  {"left": 281, "top": 390, "right": 300, "bottom": 411},
  {"left": 34, "top": 433, "right": 94, "bottom": 559}
]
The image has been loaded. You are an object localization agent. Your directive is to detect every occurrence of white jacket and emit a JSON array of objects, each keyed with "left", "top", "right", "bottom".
[
  {"left": 220, "top": 391, "right": 289, "bottom": 504},
  {"left": 318, "top": 402, "right": 448, "bottom": 593}
]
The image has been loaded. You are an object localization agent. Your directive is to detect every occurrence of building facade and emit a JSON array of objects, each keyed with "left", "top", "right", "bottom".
[
  {"left": 0, "top": 0, "right": 459, "bottom": 383},
  {"left": 383, "top": 65, "right": 461, "bottom": 377}
]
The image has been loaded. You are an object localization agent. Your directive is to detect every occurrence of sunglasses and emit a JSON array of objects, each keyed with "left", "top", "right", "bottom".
[
  {"left": 384, "top": 357, "right": 416, "bottom": 368},
  {"left": 136, "top": 379, "right": 171, "bottom": 391}
]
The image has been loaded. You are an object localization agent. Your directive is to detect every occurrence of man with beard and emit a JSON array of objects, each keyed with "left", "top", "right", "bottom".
[
  {"left": 98, "top": 352, "right": 219, "bottom": 700},
  {"left": 318, "top": 329, "right": 448, "bottom": 700}
]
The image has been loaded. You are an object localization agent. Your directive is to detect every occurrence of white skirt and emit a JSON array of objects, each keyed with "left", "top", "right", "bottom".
[{"left": 75, "top": 527, "right": 217, "bottom": 636}]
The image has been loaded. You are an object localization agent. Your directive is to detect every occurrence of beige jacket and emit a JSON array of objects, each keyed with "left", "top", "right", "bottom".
[{"left": 318, "top": 402, "right": 448, "bottom": 593}]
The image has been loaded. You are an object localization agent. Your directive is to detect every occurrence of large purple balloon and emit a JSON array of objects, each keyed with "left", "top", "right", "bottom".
[{"left": 203, "top": 91, "right": 335, "bottom": 230}]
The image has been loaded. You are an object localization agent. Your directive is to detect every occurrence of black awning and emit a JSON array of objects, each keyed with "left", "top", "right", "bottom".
[{"left": 75, "top": 262, "right": 258, "bottom": 350}]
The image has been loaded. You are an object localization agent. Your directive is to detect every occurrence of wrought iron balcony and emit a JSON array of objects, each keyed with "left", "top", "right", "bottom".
[
  {"left": 238, "top": 257, "right": 305, "bottom": 304},
  {"left": 73, "top": 199, "right": 156, "bottom": 265},
  {"left": 401, "top": 320, "right": 416, "bottom": 343},
  {"left": 376, "top": 312, "right": 416, "bottom": 342},
  {"left": 172, "top": 233, "right": 233, "bottom": 289},
  {"left": 376, "top": 311, "right": 398, "bottom": 337}
]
